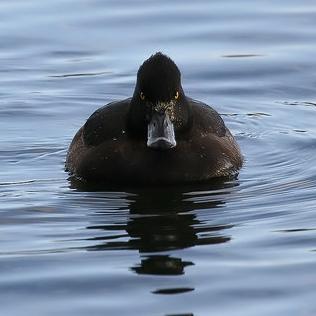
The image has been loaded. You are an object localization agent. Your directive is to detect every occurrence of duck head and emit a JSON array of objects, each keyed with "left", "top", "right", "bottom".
[{"left": 128, "top": 52, "right": 192, "bottom": 150}]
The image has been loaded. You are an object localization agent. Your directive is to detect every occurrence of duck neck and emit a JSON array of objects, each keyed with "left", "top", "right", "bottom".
[{"left": 127, "top": 96, "right": 148, "bottom": 138}]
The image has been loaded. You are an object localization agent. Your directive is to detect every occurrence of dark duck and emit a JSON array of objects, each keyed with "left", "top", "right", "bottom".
[{"left": 66, "top": 52, "right": 243, "bottom": 184}]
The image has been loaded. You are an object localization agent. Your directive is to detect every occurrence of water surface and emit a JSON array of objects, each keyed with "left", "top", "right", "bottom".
[{"left": 1, "top": 0, "right": 316, "bottom": 315}]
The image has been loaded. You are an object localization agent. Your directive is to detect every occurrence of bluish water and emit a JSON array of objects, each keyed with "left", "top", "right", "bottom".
[{"left": 1, "top": 0, "right": 316, "bottom": 315}]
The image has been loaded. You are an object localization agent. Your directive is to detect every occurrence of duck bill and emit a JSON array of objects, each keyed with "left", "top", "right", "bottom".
[{"left": 147, "top": 111, "right": 176, "bottom": 150}]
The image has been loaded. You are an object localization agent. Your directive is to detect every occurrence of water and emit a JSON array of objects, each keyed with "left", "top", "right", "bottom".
[{"left": 1, "top": 0, "right": 316, "bottom": 315}]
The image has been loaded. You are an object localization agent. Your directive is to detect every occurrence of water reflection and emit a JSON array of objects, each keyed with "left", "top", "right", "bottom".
[
  {"left": 71, "top": 179, "right": 237, "bottom": 276},
  {"left": 132, "top": 255, "right": 193, "bottom": 276}
]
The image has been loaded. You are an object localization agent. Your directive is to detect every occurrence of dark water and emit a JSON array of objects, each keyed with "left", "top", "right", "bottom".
[{"left": 1, "top": 0, "right": 316, "bottom": 315}]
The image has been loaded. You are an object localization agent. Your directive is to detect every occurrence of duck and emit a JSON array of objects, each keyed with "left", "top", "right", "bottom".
[{"left": 66, "top": 52, "right": 243, "bottom": 184}]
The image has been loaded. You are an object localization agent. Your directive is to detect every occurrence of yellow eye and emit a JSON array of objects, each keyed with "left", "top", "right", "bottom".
[
  {"left": 140, "top": 92, "right": 145, "bottom": 100},
  {"left": 175, "top": 91, "right": 179, "bottom": 100}
]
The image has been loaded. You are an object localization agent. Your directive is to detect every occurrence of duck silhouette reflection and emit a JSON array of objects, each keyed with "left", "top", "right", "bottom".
[{"left": 70, "top": 179, "right": 237, "bottom": 276}]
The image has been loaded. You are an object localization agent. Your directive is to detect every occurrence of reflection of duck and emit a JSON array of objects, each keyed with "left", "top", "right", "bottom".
[
  {"left": 125, "top": 188, "right": 232, "bottom": 253},
  {"left": 132, "top": 255, "right": 193, "bottom": 276},
  {"left": 76, "top": 181, "right": 237, "bottom": 276},
  {"left": 66, "top": 52, "right": 243, "bottom": 184}
]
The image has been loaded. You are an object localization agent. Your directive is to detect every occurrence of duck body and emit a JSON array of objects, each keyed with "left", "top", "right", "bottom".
[{"left": 66, "top": 53, "right": 243, "bottom": 184}]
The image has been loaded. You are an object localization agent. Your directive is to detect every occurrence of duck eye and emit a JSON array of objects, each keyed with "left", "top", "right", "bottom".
[
  {"left": 175, "top": 91, "right": 179, "bottom": 100},
  {"left": 140, "top": 92, "right": 145, "bottom": 100}
]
